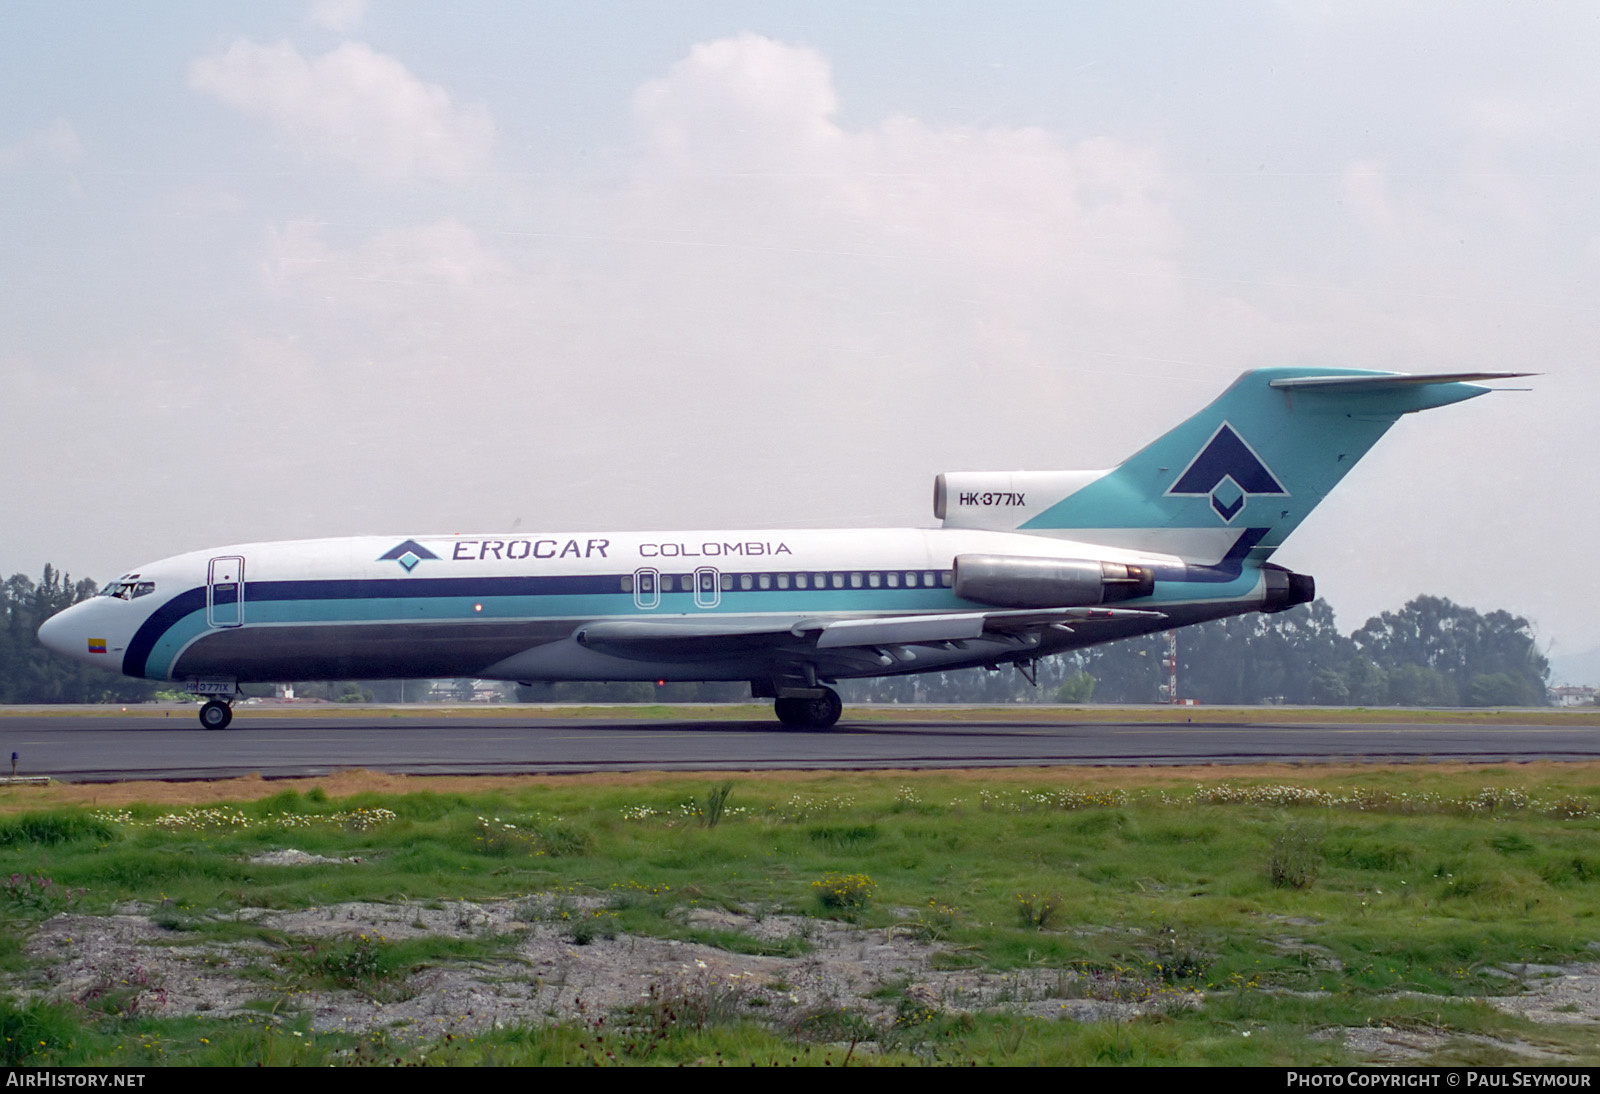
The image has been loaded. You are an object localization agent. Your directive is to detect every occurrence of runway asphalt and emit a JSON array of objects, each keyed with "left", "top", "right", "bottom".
[{"left": 1, "top": 708, "right": 1595, "bottom": 781}]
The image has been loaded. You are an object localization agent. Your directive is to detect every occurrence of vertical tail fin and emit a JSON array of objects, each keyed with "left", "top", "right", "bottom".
[{"left": 1019, "top": 367, "right": 1526, "bottom": 563}]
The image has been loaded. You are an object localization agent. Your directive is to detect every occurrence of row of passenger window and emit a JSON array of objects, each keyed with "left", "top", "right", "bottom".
[{"left": 620, "top": 570, "right": 954, "bottom": 594}]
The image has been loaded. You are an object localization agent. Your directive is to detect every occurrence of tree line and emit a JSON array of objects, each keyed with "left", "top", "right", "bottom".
[
  {"left": 841, "top": 596, "right": 1550, "bottom": 707},
  {"left": 2, "top": 564, "right": 1551, "bottom": 707}
]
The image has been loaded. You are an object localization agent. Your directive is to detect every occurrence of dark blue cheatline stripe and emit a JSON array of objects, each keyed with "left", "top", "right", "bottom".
[
  {"left": 1150, "top": 527, "right": 1269, "bottom": 584},
  {"left": 245, "top": 574, "right": 626, "bottom": 601},
  {"left": 124, "top": 587, "right": 207, "bottom": 679}
]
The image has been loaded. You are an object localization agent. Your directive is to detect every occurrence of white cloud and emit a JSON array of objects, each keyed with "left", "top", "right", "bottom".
[
  {"left": 260, "top": 33, "right": 1184, "bottom": 351},
  {"left": 309, "top": 0, "right": 365, "bottom": 34},
  {"left": 1340, "top": 160, "right": 1399, "bottom": 236},
  {"left": 0, "top": 119, "right": 82, "bottom": 171},
  {"left": 626, "top": 34, "right": 1179, "bottom": 313},
  {"left": 188, "top": 40, "right": 494, "bottom": 180},
  {"left": 1461, "top": 93, "right": 1562, "bottom": 146},
  {"left": 264, "top": 217, "right": 510, "bottom": 298},
  {"left": 260, "top": 34, "right": 1187, "bottom": 409},
  {"left": 238, "top": 35, "right": 1197, "bottom": 536},
  {"left": 632, "top": 34, "right": 841, "bottom": 172}
]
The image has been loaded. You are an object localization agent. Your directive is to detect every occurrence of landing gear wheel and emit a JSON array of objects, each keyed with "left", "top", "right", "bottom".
[
  {"left": 774, "top": 687, "right": 842, "bottom": 729},
  {"left": 198, "top": 700, "right": 233, "bottom": 731}
]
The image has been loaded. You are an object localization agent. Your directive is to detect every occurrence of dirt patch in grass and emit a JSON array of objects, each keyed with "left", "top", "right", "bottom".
[
  {"left": 20, "top": 898, "right": 1600, "bottom": 1059},
  {"left": 19, "top": 898, "right": 1191, "bottom": 1040}
]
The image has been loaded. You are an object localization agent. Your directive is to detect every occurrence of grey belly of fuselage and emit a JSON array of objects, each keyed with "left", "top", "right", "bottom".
[{"left": 170, "top": 621, "right": 577, "bottom": 682}]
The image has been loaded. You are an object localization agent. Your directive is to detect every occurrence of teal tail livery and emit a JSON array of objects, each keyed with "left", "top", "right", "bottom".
[
  {"left": 39, "top": 367, "right": 1527, "bottom": 730},
  {"left": 936, "top": 367, "right": 1521, "bottom": 565}
]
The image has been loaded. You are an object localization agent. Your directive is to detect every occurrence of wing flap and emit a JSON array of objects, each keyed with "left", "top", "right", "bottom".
[
  {"left": 574, "top": 616, "right": 803, "bottom": 661},
  {"left": 804, "top": 607, "right": 1166, "bottom": 648},
  {"left": 577, "top": 618, "right": 801, "bottom": 643}
]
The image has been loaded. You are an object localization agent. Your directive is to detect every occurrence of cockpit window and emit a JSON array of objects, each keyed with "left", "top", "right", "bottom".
[{"left": 99, "top": 579, "right": 155, "bottom": 601}]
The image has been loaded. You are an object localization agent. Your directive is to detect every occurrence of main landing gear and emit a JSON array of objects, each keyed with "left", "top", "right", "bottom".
[
  {"left": 774, "top": 686, "right": 842, "bottom": 729},
  {"left": 198, "top": 700, "right": 234, "bottom": 731}
]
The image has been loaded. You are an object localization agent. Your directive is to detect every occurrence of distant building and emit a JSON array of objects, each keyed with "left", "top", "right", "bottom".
[
  {"left": 1549, "top": 685, "right": 1597, "bottom": 707},
  {"left": 426, "top": 679, "right": 507, "bottom": 703}
]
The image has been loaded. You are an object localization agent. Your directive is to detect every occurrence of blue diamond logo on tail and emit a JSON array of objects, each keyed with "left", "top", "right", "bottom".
[
  {"left": 1209, "top": 476, "right": 1246, "bottom": 521},
  {"left": 379, "top": 539, "right": 440, "bottom": 572},
  {"left": 1166, "top": 423, "right": 1287, "bottom": 524}
]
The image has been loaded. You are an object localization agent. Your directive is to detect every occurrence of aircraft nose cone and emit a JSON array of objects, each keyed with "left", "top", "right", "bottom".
[{"left": 37, "top": 604, "right": 83, "bottom": 659}]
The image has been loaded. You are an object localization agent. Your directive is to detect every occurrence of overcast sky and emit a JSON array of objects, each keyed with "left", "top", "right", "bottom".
[{"left": 2, "top": 2, "right": 1596, "bottom": 672}]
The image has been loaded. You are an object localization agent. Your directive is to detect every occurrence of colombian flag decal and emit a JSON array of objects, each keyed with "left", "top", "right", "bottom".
[{"left": 87, "top": 638, "right": 107, "bottom": 654}]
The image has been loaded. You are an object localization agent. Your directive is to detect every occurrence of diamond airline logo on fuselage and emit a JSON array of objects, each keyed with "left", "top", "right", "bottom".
[
  {"left": 1165, "top": 422, "right": 1288, "bottom": 524},
  {"left": 378, "top": 539, "right": 440, "bottom": 573}
]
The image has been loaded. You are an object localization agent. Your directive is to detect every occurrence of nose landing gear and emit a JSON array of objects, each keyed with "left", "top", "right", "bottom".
[
  {"left": 198, "top": 699, "right": 234, "bottom": 730},
  {"left": 186, "top": 679, "right": 240, "bottom": 730}
]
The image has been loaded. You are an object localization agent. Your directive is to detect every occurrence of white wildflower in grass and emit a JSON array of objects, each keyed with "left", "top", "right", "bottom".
[
  {"left": 776, "top": 793, "right": 857, "bottom": 821},
  {"left": 1171, "top": 782, "right": 1590, "bottom": 820},
  {"left": 335, "top": 807, "right": 397, "bottom": 832},
  {"left": 265, "top": 812, "right": 316, "bottom": 829},
  {"left": 971, "top": 787, "right": 1127, "bottom": 813},
  {"left": 152, "top": 808, "right": 252, "bottom": 831},
  {"left": 95, "top": 806, "right": 396, "bottom": 832}
]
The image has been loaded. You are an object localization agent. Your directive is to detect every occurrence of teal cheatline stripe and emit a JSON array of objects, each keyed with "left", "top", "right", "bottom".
[
  {"left": 126, "top": 588, "right": 207, "bottom": 678},
  {"left": 135, "top": 587, "right": 974, "bottom": 678},
  {"left": 144, "top": 611, "right": 210, "bottom": 679}
]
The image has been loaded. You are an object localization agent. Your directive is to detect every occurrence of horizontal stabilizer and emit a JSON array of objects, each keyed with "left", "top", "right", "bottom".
[{"left": 1268, "top": 371, "right": 1534, "bottom": 392}]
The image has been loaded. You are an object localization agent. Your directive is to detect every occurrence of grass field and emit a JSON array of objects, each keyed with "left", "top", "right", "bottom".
[{"left": 2, "top": 758, "right": 1599, "bottom": 1066}]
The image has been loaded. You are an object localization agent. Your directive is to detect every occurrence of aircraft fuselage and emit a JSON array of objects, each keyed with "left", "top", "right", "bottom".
[
  {"left": 40, "top": 526, "right": 1263, "bottom": 687},
  {"left": 37, "top": 366, "right": 1524, "bottom": 729}
]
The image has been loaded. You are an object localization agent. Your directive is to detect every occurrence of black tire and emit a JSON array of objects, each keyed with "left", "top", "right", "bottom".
[
  {"left": 199, "top": 700, "right": 233, "bottom": 731},
  {"left": 773, "top": 687, "right": 842, "bottom": 729},
  {"left": 811, "top": 686, "right": 843, "bottom": 729}
]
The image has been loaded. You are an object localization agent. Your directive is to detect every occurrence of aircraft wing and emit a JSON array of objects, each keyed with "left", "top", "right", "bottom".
[{"left": 574, "top": 607, "right": 1165, "bottom": 661}]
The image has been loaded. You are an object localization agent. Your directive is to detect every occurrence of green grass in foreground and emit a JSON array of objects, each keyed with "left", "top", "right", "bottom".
[{"left": 2, "top": 768, "right": 1600, "bottom": 1065}]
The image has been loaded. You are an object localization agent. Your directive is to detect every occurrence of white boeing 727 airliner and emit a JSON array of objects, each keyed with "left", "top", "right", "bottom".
[{"left": 38, "top": 367, "right": 1524, "bottom": 730}]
